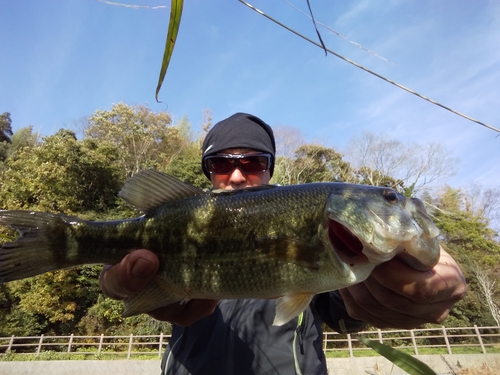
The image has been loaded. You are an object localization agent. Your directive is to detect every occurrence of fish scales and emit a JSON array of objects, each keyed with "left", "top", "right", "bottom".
[
  {"left": 0, "top": 170, "right": 441, "bottom": 325},
  {"left": 138, "top": 183, "right": 331, "bottom": 298}
]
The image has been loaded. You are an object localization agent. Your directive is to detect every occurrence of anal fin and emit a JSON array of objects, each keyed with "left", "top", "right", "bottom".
[{"left": 273, "top": 293, "right": 315, "bottom": 326}]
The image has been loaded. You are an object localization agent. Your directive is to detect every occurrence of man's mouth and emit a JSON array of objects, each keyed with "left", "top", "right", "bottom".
[{"left": 328, "top": 220, "right": 368, "bottom": 266}]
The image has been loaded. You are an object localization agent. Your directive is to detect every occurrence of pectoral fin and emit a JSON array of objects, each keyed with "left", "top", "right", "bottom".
[
  {"left": 273, "top": 293, "right": 315, "bottom": 326},
  {"left": 122, "top": 278, "right": 184, "bottom": 317}
]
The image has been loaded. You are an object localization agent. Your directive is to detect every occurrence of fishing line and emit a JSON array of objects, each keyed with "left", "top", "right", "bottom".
[{"left": 238, "top": 0, "right": 500, "bottom": 134}]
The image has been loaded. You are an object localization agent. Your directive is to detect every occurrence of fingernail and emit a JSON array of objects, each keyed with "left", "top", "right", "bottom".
[{"left": 131, "top": 258, "right": 155, "bottom": 279}]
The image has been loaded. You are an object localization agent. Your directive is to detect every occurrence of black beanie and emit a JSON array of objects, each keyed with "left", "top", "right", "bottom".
[{"left": 202, "top": 112, "right": 276, "bottom": 179}]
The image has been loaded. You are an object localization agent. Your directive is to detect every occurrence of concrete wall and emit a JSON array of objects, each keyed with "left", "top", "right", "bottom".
[
  {"left": 1, "top": 354, "right": 499, "bottom": 375},
  {"left": 325, "top": 354, "right": 500, "bottom": 375}
]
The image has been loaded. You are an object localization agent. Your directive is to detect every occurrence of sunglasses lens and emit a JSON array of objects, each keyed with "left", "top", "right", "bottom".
[
  {"left": 205, "top": 154, "right": 270, "bottom": 174},
  {"left": 206, "top": 158, "right": 235, "bottom": 174},
  {"left": 239, "top": 155, "right": 269, "bottom": 173}
]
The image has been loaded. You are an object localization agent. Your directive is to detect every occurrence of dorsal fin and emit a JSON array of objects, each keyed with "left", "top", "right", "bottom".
[
  {"left": 118, "top": 170, "right": 205, "bottom": 213},
  {"left": 210, "top": 184, "right": 278, "bottom": 196}
]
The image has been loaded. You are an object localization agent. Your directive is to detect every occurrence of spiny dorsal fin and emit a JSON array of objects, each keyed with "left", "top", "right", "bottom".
[
  {"left": 119, "top": 170, "right": 205, "bottom": 213},
  {"left": 210, "top": 184, "right": 278, "bottom": 196}
]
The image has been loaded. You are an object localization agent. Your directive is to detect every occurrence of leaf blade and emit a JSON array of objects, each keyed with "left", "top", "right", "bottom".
[
  {"left": 155, "top": 0, "right": 183, "bottom": 102},
  {"left": 357, "top": 337, "right": 437, "bottom": 375}
]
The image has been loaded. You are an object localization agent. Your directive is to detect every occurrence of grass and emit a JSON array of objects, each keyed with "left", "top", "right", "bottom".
[
  {"left": 458, "top": 364, "right": 500, "bottom": 375},
  {"left": 0, "top": 350, "right": 162, "bottom": 361},
  {"left": 3, "top": 346, "right": 500, "bottom": 362}
]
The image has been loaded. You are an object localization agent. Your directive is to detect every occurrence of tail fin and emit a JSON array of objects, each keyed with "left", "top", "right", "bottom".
[{"left": 0, "top": 210, "right": 84, "bottom": 282}]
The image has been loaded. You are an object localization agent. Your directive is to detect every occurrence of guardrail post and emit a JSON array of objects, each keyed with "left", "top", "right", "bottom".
[
  {"left": 410, "top": 330, "right": 418, "bottom": 355},
  {"left": 442, "top": 326, "right": 451, "bottom": 354},
  {"left": 36, "top": 334, "right": 44, "bottom": 356},
  {"left": 7, "top": 335, "right": 14, "bottom": 352},
  {"left": 127, "top": 334, "right": 134, "bottom": 359},
  {"left": 377, "top": 329, "right": 383, "bottom": 344},
  {"left": 347, "top": 334, "right": 353, "bottom": 357},
  {"left": 158, "top": 333, "right": 164, "bottom": 358},
  {"left": 67, "top": 333, "right": 74, "bottom": 353},
  {"left": 474, "top": 325, "right": 486, "bottom": 354},
  {"left": 98, "top": 334, "right": 104, "bottom": 355}
]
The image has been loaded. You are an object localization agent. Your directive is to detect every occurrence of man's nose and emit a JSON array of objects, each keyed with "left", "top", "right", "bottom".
[{"left": 228, "top": 167, "right": 247, "bottom": 184}]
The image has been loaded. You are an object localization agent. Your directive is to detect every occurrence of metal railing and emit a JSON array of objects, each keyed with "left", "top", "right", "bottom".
[
  {"left": 323, "top": 325, "right": 500, "bottom": 356},
  {"left": 1, "top": 325, "right": 499, "bottom": 359}
]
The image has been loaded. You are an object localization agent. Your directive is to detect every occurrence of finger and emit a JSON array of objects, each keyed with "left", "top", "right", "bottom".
[
  {"left": 339, "top": 286, "right": 399, "bottom": 328},
  {"left": 370, "top": 250, "right": 466, "bottom": 304},
  {"left": 148, "top": 299, "right": 219, "bottom": 326},
  {"left": 100, "top": 249, "right": 160, "bottom": 300},
  {"left": 339, "top": 286, "right": 430, "bottom": 329},
  {"left": 361, "top": 276, "right": 456, "bottom": 325}
]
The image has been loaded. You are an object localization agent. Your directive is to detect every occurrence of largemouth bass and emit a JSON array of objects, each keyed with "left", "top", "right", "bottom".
[{"left": 0, "top": 170, "right": 440, "bottom": 325}]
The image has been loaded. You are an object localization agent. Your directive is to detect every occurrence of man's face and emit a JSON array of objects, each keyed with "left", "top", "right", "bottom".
[{"left": 208, "top": 148, "right": 271, "bottom": 190}]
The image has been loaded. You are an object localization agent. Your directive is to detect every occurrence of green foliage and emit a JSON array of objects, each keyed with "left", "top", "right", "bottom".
[
  {"left": 165, "top": 142, "right": 211, "bottom": 189},
  {"left": 356, "top": 166, "right": 408, "bottom": 194},
  {"left": 0, "top": 103, "right": 498, "bottom": 337},
  {"left": 428, "top": 186, "right": 500, "bottom": 260},
  {"left": 9, "top": 126, "right": 38, "bottom": 156},
  {"left": 78, "top": 295, "right": 172, "bottom": 336},
  {"left": 3, "top": 266, "right": 102, "bottom": 335},
  {"left": 424, "top": 186, "right": 500, "bottom": 326},
  {"left": 274, "top": 144, "right": 354, "bottom": 185},
  {"left": 0, "top": 112, "right": 13, "bottom": 144},
  {"left": 86, "top": 103, "right": 185, "bottom": 179},
  {"left": 0, "top": 129, "right": 122, "bottom": 213}
]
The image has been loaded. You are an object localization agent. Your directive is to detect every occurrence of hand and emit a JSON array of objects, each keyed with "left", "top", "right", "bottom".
[
  {"left": 338, "top": 247, "right": 466, "bottom": 329},
  {"left": 99, "top": 249, "right": 219, "bottom": 326}
]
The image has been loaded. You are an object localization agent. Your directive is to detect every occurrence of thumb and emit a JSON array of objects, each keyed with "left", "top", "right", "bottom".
[{"left": 100, "top": 249, "right": 160, "bottom": 300}]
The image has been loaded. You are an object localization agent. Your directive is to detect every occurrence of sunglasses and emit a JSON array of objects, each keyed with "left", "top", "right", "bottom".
[{"left": 204, "top": 153, "right": 272, "bottom": 175}]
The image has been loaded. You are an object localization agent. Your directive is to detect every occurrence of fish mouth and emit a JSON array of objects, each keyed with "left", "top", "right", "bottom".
[{"left": 328, "top": 220, "right": 368, "bottom": 267}]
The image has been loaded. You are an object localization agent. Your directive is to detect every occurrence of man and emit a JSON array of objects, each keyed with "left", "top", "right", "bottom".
[{"left": 100, "top": 113, "right": 466, "bottom": 374}]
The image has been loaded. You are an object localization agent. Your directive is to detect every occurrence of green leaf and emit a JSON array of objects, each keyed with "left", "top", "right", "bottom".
[
  {"left": 0, "top": 232, "right": 15, "bottom": 241},
  {"left": 357, "top": 337, "right": 437, "bottom": 375},
  {"left": 155, "top": 0, "right": 183, "bottom": 102}
]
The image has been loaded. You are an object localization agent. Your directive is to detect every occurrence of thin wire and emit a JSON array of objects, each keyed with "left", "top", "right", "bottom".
[
  {"left": 282, "top": 0, "right": 391, "bottom": 63},
  {"left": 238, "top": 0, "right": 500, "bottom": 134},
  {"left": 95, "top": 0, "right": 167, "bottom": 9}
]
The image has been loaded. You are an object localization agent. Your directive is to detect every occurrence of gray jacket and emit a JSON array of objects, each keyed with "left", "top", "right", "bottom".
[{"left": 161, "top": 291, "right": 366, "bottom": 375}]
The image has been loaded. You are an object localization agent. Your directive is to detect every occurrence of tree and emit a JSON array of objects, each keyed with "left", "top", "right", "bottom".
[
  {"left": 4, "top": 267, "right": 102, "bottom": 335},
  {"left": 0, "top": 129, "right": 122, "bottom": 213},
  {"left": 273, "top": 127, "right": 355, "bottom": 185},
  {"left": 274, "top": 144, "right": 355, "bottom": 185},
  {"left": 473, "top": 266, "right": 500, "bottom": 326},
  {"left": 462, "top": 184, "right": 500, "bottom": 236},
  {"left": 85, "top": 103, "right": 185, "bottom": 179},
  {"left": 0, "top": 112, "right": 14, "bottom": 162},
  {"left": 9, "top": 126, "right": 38, "bottom": 155},
  {"left": 344, "top": 132, "right": 458, "bottom": 195},
  {"left": 166, "top": 142, "right": 212, "bottom": 189},
  {"left": 424, "top": 186, "right": 500, "bottom": 326},
  {"left": 0, "top": 129, "right": 127, "bottom": 335},
  {"left": 0, "top": 112, "right": 13, "bottom": 143}
]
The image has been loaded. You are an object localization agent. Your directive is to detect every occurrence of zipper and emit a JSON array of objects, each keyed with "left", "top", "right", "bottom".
[
  {"left": 226, "top": 326, "right": 235, "bottom": 374},
  {"left": 162, "top": 333, "right": 183, "bottom": 375},
  {"left": 293, "top": 312, "right": 305, "bottom": 375}
]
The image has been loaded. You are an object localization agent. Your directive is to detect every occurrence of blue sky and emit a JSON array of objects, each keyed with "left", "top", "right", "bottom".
[{"left": 1, "top": 0, "right": 499, "bottom": 191}]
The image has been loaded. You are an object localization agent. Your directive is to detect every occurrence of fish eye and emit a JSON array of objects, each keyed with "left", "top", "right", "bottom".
[{"left": 383, "top": 189, "right": 399, "bottom": 203}]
